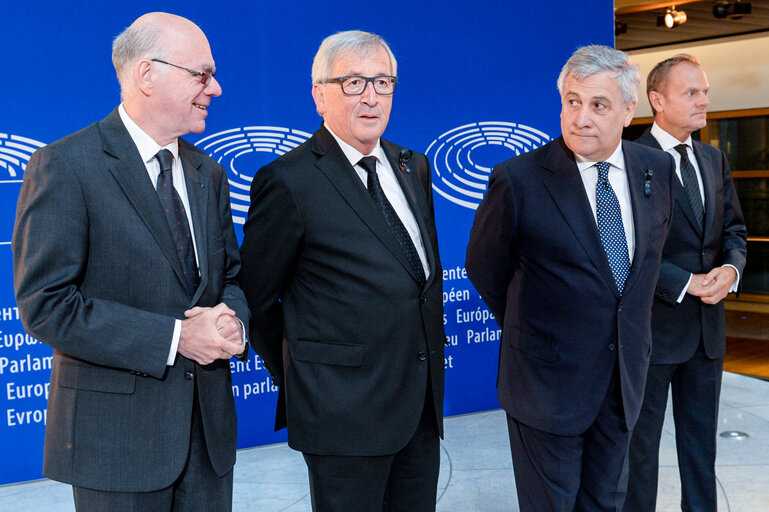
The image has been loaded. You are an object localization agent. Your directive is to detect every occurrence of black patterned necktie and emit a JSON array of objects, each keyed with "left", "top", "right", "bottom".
[
  {"left": 358, "top": 156, "right": 426, "bottom": 288},
  {"left": 595, "top": 161, "right": 631, "bottom": 295},
  {"left": 155, "top": 149, "right": 199, "bottom": 296},
  {"left": 674, "top": 144, "right": 704, "bottom": 228}
]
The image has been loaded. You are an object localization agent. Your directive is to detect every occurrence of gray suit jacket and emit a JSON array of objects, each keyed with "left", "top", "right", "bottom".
[{"left": 12, "top": 108, "right": 249, "bottom": 492}]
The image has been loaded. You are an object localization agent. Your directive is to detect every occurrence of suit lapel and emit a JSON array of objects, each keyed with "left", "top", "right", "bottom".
[
  {"left": 382, "top": 140, "right": 435, "bottom": 288},
  {"left": 311, "top": 126, "right": 417, "bottom": 281},
  {"left": 180, "top": 141, "right": 209, "bottom": 303},
  {"left": 542, "top": 138, "right": 618, "bottom": 296},
  {"left": 100, "top": 110, "right": 188, "bottom": 290},
  {"left": 621, "top": 142, "right": 651, "bottom": 295}
]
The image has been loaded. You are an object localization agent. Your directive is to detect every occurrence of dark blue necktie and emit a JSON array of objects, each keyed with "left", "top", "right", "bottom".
[
  {"left": 595, "top": 161, "right": 630, "bottom": 295},
  {"left": 674, "top": 144, "right": 704, "bottom": 229},
  {"left": 155, "top": 149, "right": 199, "bottom": 296},
  {"left": 358, "top": 156, "right": 426, "bottom": 288}
]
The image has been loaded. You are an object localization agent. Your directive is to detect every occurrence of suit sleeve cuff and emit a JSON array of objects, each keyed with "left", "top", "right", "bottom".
[{"left": 167, "top": 319, "right": 181, "bottom": 366}]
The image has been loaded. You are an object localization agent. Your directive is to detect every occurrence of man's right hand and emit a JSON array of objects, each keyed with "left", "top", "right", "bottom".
[{"left": 179, "top": 303, "right": 244, "bottom": 365}]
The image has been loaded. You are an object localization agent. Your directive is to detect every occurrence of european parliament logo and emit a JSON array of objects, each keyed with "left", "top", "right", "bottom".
[
  {"left": 0, "top": 133, "right": 46, "bottom": 244},
  {"left": 426, "top": 121, "right": 551, "bottom": 210},
  {"left": 195, "top": 127, "right": 311, "bottom": 225}
]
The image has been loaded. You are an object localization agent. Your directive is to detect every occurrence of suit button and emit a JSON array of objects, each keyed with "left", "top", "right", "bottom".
[
  {"left": 618, "top": 304, "right": 624, "bottom": 312},
  {"left": 608, "top": 344, "right": 616, "bottom": 351},
  {"left": 185, "top": 371, "right": 195, "bottom": 380},
  {"left": 417, "top": 351, "right": 427, "bottom": 361},
  {"left": 420, "top": 297, "right": 427, "bottom": 304},
  {"left": 701, "top": 250, "right": 707, "bottom": 256}
]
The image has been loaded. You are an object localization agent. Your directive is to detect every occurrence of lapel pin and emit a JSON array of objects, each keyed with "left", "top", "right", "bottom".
[{"left": 644, "top": 169, "right": 653, "bottom": 197}]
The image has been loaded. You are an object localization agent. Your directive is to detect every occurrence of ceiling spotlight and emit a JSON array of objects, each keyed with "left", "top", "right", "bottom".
[
  {"left": 657, "top": 7, "right": 687, "bottom": 28},
  {"left": 714, "top": 0, "right": 752, "bottom": 19},
  {"left": 615, "top": 19, "right": 628, "bottom": 36}
]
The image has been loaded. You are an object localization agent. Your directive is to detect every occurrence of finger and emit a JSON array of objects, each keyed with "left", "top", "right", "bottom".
[
  {"left": 211, "top": 303, "right": 236, "bottom": 317},
  {"left": 184, "top": 306, "right": 208, "bottom": 318}
]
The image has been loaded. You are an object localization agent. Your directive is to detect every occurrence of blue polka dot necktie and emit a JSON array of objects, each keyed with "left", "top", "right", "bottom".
[
  {"left": 358, "top": 156, "right": 426, "bottom": 288},
  {"left": 595, "top": 161, "right": 630, "bottom": 295},
  {"left": 155, "top": 149, "right": 199, "bottom": 296}
]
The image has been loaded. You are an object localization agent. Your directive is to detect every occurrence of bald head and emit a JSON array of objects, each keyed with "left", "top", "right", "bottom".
[{"left": 112, "top": 12, "right": 206, "bottom": 97}]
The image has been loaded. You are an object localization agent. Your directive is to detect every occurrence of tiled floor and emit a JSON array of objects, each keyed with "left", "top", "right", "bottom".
[{"left": 0, "top": 371, "right": 766, "bottom": 511}]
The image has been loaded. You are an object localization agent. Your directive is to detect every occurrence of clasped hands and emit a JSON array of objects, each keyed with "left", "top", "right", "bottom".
[
  {"left": 178, "top": 303, "right": 245, "bottom": 365},
  {"left": 687, "top": 266, "right": 737, "bottom": 305}
]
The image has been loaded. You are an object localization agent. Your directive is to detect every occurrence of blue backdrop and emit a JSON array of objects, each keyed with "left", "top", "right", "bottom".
[{"left": 0, "top": 0, "right": 612, "bottom": 484}]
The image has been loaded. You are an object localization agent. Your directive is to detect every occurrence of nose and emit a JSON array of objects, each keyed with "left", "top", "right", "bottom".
[
  {"left": 205, "top": 75, "right": 222, "bottom": 97},
  {"left": 360, "top": 80, "right": 378, "bottom": 105},
  {"left": 698, "top": 92, "right": 710, "bottom": 109},
  {"left": 573, "top": 105, "right": 592, "bottom": 127}
]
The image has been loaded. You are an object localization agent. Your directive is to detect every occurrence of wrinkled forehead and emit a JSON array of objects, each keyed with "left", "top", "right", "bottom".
[{"left": 331, "top": 46, "right": 392, "bottom": 75}]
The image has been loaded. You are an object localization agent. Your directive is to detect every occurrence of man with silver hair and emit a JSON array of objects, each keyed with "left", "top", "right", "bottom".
[
  {"left": 239, "top": 30, "right": 445, "bottom": 511},
  {"left": 13, "top": 12, "right": 248, "bottom": 511},
  {"left": 466, "top": 45, "right": 676, "bottom": 511}
]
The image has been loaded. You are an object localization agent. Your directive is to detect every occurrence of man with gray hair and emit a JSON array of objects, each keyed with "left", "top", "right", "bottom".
[
  {"left": 13, "top": 12, "right": 248, "bottom": 511},
  {"left": 238, "top": 30, "right": 446, "bottom": 511},
  {"left": 466, "top": 45, "right": 676, "bottom": 511}
]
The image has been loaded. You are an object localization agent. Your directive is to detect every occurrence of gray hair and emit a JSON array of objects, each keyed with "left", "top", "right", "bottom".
[
  {"left": 112, "top": 22, "right": 167, "bottom": 91},
  {"left": 311, "top": 30, "right": 397, "bottom": 84},
  {"left": 556, "top": 45, "right": 640, "bottom": 107}
]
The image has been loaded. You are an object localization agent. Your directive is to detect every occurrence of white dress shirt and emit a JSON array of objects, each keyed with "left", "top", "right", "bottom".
[
  {"left": 575, "top": 142, "right": 636, "bottom": 263},
  {"left": 650, "top": 122, "right": 739, "bottom": 301},
  {"left": 325, "top": 126, "right": 430, "bottom": 278}
]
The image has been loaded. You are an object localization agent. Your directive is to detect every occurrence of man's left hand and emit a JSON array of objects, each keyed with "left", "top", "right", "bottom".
[{"left": 695, "top": 266, "right": 737, "bottom": 305}]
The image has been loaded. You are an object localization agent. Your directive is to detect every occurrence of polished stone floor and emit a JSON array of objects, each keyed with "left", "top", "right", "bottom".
[{"left": 0, "top": 371, "right": 767, "bottom": 511}]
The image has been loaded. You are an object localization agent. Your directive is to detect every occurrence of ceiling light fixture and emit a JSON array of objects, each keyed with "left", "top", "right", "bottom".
[
  {"left": 657, "top": 7, "right": 687, "bottom": 28},
  {"left": 714, "top": 0, "right": 752, "bottom": 20}
]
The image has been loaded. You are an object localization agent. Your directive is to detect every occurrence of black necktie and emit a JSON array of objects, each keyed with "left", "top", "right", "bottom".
[
  {"left": 674, "top": 144, "right": 704, "bottom": 228},
  {"left": 155, "top": 149, "right": 199, "bottom": 296},
  {"left": 358, "top": 156, "right": 426, "bottom": 288}
]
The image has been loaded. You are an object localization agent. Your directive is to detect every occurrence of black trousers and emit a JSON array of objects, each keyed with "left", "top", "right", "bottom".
[
  {"left": 624, "top": 340, "right": 723, "bottom": 512},
  {"left": 72, "top": 384, "right": 233, "bottom": 512},
  {"left": 302, "top": 399, "right": 440, "bottom": 512},
  {"left": 507, "top": 365, "right": 631, "bottom": 512}
]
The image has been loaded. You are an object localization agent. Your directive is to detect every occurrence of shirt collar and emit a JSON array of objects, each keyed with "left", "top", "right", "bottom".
[
  {"left": 651, "top": 121, "right": 692, "bottom": 152},
  {"left": 325, "top": 124, "right": 385, "bottom": 167},
  {"left": 574, "top": 141, "right": 625, "bottom": 174},
  {"left": 118, "top": 104, "right": 179, "bottom": 165}
]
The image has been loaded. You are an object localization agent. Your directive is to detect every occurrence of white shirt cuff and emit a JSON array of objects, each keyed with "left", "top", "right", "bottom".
[
  {"left": 167, "top": 319, "right": 182, "bottom": 365},
  {"left": 677, "top": 275, "right": 692, "bottom": 303},
  {"left": 723, "top": 264, "right": 740, "bottom": 293}
]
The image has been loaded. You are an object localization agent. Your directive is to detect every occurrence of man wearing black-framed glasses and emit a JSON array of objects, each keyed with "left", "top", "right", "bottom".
[
  {"left": 240, "top": 30, "right": 445, "bottom": 512},
  {"left": 13, "top": 12, "right": 247, "bottom": 511}
]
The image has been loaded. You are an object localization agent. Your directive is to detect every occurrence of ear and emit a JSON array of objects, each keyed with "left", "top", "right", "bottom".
[
  {"left": 135, "top": 59, "right": 155, "bottom": 96},
  {"left": 311, "top": 83, "right": 327, "bottom": 116},
  {"left": 623, "top": 99, "right": 637, "bottom": 127},
  {"left": 648, "top": 91, "right": 664, "bottom": 116}
]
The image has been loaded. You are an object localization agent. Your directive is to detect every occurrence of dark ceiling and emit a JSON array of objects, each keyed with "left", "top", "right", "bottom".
[{"left": 615, "top": 0, "right": 769, "bottom": 50}]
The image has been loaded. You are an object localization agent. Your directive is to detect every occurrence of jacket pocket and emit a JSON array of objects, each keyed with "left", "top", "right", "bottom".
[{"left": 58, "top": 362, "right": 136, "bottom": 394}]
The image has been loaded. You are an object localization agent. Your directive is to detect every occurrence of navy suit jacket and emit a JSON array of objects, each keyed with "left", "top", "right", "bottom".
[
  {"left": 238, "top": 124, "right": 445, "bottom": 456},
  {"left": 466, "top": 137, "right": 676, "bottom": 435},
  {"left": 636, "top": 129, "right": 747, "bottom": 364},
  {"left": 13, "top": 109, "right": 248, "bottom": 491}
]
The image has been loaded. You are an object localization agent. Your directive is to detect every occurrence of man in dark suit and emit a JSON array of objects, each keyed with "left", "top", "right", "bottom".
[
  {"left": 466, "top": 45, "right": 676, "bottom": 512},
  {"left": 12, "top": 13, "right": 248, "bottom": 511},
  {"left": 624, "top": 54, "right": 747, "bottom": 512},
  {"left": 238, "top": 30, "right": 445, "bottom": 511}
]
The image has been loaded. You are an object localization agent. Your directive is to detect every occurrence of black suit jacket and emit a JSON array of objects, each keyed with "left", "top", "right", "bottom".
[
  {"left": 238, "top": 124, "right": 445, "bottom": 456},
  {"left": 636, "top": 129, "right": 747, "bottom": 363},
  {"left": 466, "top": 137, "right": 676, "bottom": 435},
  {"left": 12, "top": 109, "right": 249, "bottom": 491}
]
